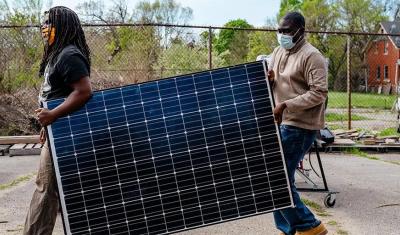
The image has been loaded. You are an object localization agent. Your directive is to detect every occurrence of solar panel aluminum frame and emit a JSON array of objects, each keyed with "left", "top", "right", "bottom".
[{"left": 43, "top": 61, "right": 294, "bottom": 235}]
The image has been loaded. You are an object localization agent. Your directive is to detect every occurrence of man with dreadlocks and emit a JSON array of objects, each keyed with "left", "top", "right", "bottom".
[{"left": 23, "top": 6, "right": 92, "bottom": 235}]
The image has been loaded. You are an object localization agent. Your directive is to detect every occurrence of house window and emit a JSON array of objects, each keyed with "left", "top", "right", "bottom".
[
  {"left": 374, "top": 44, "right": 378, "bottom": 54},
  {"left": 384, "top": 65, "right": 389, "bottom": 80},
  {"left": 384, "top": 41, "right": 389, "bottom": 54},
  {"left": 376, "top": 66, "right": 381, "bottom": 80}
]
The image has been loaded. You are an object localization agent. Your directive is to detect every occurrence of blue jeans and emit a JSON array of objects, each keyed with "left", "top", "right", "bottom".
[{"left": 273, "top": 125, "right": 320, "bottom": 235}]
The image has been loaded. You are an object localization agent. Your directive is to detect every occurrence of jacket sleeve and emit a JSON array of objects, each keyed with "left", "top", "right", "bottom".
[{"left": 284, "top": 52, "right": 328, "bottom": 111}]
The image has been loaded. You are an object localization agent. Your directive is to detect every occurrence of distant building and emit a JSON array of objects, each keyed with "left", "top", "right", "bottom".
[{"left": 366, "top": 21, "right": 400, "bottom": 94}]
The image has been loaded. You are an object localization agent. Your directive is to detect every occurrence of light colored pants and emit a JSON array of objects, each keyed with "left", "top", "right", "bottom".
[{"left": 23, "top": 142, "right": 59, "bottom": 235}]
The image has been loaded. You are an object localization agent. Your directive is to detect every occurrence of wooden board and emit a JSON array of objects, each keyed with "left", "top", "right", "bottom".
[
  {"left": 350, "top": 133, "right": 359, "bottom": 137},
  {"left": 332, "top": 138, "right": 356, "bottom": 145},
  {"left": 376, "top": 135, "right": 399, "bottom": 140},
  {"left": 363, "top": 139, "right": 376, "bottom": 145},
  {"left": 25, "top": 143, "right": 35, "bottom": 149},
  {"left": 9, "top": 143, "right": 42, "bottom": 157},
  {"left": 33, "top": 143, "right": 43, "bottom": 149},
  {"left": 332, "top": 129, "right": 357, "bottom": 136},
  {"left": 0, "top": 136, "right": 40, "bottom": 145},
  {"left": 0, "top": 145, "right": 11, "bottom": 156},
  {"left": 10, "top": 143, "right": 26, "bottom": 149}
]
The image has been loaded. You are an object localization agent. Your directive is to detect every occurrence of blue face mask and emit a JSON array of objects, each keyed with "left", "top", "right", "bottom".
[{"left": 277, "top": 28, "right": 301, "bottom": 50}]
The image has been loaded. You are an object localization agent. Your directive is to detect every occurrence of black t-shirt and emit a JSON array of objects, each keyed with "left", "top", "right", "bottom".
[{"left": 39, "top": 45, "right": 90, "bottom": 102}]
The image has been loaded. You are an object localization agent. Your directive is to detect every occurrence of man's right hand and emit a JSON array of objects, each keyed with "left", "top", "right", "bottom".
[
  {"left": 267, "top": 70, "right": 275, "bottom": 82},
  {"left": 39, "top": 128, "right": 46, "bottom": 144}
]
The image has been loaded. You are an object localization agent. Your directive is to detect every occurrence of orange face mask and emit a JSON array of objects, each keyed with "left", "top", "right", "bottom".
[{"left": 42, "top": 26, "right": 56, "bottom": 45}]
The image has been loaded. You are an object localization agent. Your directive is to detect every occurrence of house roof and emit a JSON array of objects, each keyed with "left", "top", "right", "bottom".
[{"left": 381, "top": 21, "right": 400, "bottom": 49}]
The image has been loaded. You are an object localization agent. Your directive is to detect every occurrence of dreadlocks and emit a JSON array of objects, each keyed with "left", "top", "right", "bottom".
[{"left": 39, "top": 6, "right": 90, "bottom": 76}]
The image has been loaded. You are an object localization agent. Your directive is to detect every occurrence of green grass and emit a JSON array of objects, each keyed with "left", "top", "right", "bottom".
[
  {"left": 301, "top": 198, "right": 331, "bottom": 217},
  {"left": 326, "top": 123, "right": 346, "bottom": 130},
  {"left": 328, "top": 92, "right": 396, "bottom": 110},
  {"left": 5, "top": 224, "right": 24, "bottom": 233},
  {"left": 0, "top": 174, "right": 35, "bottom": 191},
  {"left": 327, "top": 220, "right": 338, "bottom": 226},
  {"left": 325, "top": 113, "right": 368, "bottom": 122},
  {"left": 377, "top": 127, "right": 400, "bottom": 137},
  {"left": 345, "top": 147, "right": 400, "bottom": 165},
  {"left": 345, "top": 148, "right": 379, "bottom": 160},
  {"left": 384, "top": 160, "right": 400, "bottom": 165},
  {"left": 337, "top": 229, "right": 349, "bottom": 235}
]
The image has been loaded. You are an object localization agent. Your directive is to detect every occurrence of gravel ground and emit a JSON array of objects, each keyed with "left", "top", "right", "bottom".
[{"left": 0, "top": 152, "right": 399, "bottom": 235}]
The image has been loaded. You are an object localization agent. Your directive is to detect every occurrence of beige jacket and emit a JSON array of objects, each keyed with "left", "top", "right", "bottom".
[{"left": 269, "top": 39, "right": 328, "bottom": 130}]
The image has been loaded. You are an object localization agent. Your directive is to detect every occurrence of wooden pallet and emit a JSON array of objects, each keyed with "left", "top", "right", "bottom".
[
  {"left": 9, "top": 143, "right": 43, "bottom": 157},
  {"left": 0, "top": 145, "right": 11, "bottom": 156}
]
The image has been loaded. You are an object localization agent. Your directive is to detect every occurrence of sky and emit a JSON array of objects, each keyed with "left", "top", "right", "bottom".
[{"left": 48, "top": 0, "right": 281, "bottom": 27}]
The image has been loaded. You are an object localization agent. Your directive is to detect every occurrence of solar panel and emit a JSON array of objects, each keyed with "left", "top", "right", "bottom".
[{"left": 44, "top": 61, "right": 293, "bottom": 235}]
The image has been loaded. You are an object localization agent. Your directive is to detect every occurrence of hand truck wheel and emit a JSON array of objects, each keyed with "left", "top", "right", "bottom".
[{"left": 324, "top": 193, "right": 336, "bottom": 208}]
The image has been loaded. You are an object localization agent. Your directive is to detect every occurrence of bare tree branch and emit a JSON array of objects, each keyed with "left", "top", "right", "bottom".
[{"left": 77, "top": 0, "right": 123, "bottom": 63}]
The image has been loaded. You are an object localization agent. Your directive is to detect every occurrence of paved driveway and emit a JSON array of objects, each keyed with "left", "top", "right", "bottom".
[{"left": 0, "top": 152, "right": 399, "bottom": 235}]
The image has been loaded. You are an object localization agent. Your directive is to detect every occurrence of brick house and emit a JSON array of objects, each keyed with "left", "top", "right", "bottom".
[{"left": 366, "top": 21, "right": 400, "bottom": 94}]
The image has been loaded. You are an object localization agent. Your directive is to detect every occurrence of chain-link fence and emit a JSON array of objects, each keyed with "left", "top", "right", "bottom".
[{"left": 0, "top": 24, "right": 399, "bottom": 135}]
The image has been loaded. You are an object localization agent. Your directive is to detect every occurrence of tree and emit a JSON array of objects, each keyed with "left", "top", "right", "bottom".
[
  {"left": 382, "top": 0, "right": 400, "bottom": 20},
  {"left": 277, "top": 0, "right": 388, "bottom": 90},
  {"left": 3, "top": 0, "right": 52, "bottom": 24},
  {"left": 300, "top": 0, "right": 347, "bottom": 90},
  {"left": 77, "top": 0, "right": 127, "bottom": 63},
  {"left": 134, "top": 0, "right": 192, "bottom": 24},
  {"left": 0, "top": 1, "right": 9, "bottom": 22},
  {"left": 77, "top": 0, "right": 130, "bottom": 23},
  {"left": 335, "top": 0, "right": 388, "bottom": 89},
  {"left": 106, "top": 26, "right": 161, "bottom": 83},
  {"left": 278, "top": 0, "right": 303, "bottom": 19},
  {"left": 77, "top": 0, "right": 193, "bottom": 63},
  {"left": 108, "top": 0, "right": 128, "bottom": 22},
  {"left": 199, "top": 29, "right": 216, "bottom": 50},
  {"left": 157, "top": 42, "right": 224, "bottom": 78},
  {"left": 246, "top": 18, "right": 278, "bottom": 61},
  {"left": 247, "top": 31, "right": 278, "bottom": 61},
  {"left": 0, "top": 0, "right": 52, "bottom": 134},
  {"left": 133, "top": 0, "right": 193, "bottom": 48},
  {"left": 214, "top": 19, "right": 253, "bottom": 65},
  {"left": 0, "top": 0, "right": 50, "bottom": 92}
]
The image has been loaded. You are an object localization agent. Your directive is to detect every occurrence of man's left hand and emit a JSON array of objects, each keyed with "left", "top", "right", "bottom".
[
  {"left": 273, "top": 102, "right": 287, "bottom": 125},
  {"left": 35, "top": 108, "right": 57, "bottom": 126}
]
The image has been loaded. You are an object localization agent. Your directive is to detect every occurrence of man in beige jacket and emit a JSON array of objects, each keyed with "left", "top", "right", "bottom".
[{"left": 267, "top": 12, "right": 328, "bottom": 235}]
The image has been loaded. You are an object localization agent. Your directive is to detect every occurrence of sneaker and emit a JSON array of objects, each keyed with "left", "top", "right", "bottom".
[{"left": 295, "top": 223, "right": 328, "bottom": 235}]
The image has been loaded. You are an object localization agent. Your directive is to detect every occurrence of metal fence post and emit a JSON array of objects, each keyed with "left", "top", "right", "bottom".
[
  {"left": 347, "top": 35, "right": 352, "bottom": 130},
  {"left": 208, "top": 26, "right": 213, "bottom": 70}
]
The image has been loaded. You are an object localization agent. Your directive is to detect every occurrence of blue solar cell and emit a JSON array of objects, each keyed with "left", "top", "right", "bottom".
[{"left": 44, "top": 61, "right": 293, "bottom": 235}]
